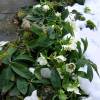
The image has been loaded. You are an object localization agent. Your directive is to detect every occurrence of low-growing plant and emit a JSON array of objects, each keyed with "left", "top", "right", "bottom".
[{"left": 0, "top": 1, "right": 98, "bottom": 100}]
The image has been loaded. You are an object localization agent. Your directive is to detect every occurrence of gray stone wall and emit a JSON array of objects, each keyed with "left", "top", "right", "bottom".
[{"left": 0, "top": 0, "right": 36, "bottom": 41}]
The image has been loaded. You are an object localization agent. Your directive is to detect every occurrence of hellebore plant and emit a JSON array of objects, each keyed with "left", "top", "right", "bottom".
[{"left": 0, "top": 0, "right": 99, "bottom": 100}]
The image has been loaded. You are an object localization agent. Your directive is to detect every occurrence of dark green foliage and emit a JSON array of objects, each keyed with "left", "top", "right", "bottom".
[
  {"left": 86, "top": 20, "right": 96, "bottom": 30},
  {"left": 75, "top": 0, "right": 85, "bottom": 5}
]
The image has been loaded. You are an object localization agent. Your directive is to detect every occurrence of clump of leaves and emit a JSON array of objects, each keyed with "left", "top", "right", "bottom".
[{"left": 86, "top": 20, "right": 96, "bottom": 30}]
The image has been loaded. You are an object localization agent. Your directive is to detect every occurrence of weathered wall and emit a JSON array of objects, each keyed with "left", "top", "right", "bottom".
[{"left": 0, "top": 0, "right": 36, "bottom": 41}]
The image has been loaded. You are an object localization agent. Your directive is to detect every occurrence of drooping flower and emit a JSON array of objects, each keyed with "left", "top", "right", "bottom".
[
  {"left": 67, "top": 84, "right": 80, "bottom": 94},
  {"left": 55, "top": 55, "right": 67, "bottom": 63},
  {"left": 43, "top": 5, "right": 50, "bottom": 12},
  {"left": 21, "top": 19, "right": 31, "bottom": 30},
  {"left": 66, "top": 63, "right": 76, "bottom": 73},
  {"left": 55, "top": 12, "right": 61, "bottom": 17},
  {"left": 37, "top": 53, "right": 48, "bottom": 65},
  {"left": 24, "top": 90, "right": 39, "bottom": 100},
  {"left": 41, "top": 68, "right": 51, "bottom": 78},
  {"left": 29, "top": 67, "right": 35, "bottom": 74}
]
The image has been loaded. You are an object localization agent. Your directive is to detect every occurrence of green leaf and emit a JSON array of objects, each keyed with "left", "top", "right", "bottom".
[
  {"left": 2, "top": 81, "right": 14, "bottom": 93},
  {"left": 11, "top": 62, "right": 32, "bottom": 79},
  {"left": 31, "top": 23, "right": 44, "bottom": 36},
  {"left": 87, "top": 60, "right": 100, "bottom": 78},
  {"left": 76, "top": 58, "right": 86, "bottom": 69},
  {"left": 81, "top": 38, "right": 88, "bottom": 53},
  {"left": 86, "top": 20, "right": 96, "bottom": 30},
  {"left": 34, "top": 68, "right": 42, "bottom": 80},
  {"left": 78, "top": 71, "right": 87, "bottom": 78},
  {"left": 62, "top": 73, "right": 69, "bottom": 90},
  {"left": 9, "top": 87, "right": 20, "bottom": 96},
  {"left": 1, "top": 67, "right": 14, "bottom": 81},
  {"left": 14, "top": 54, "right": 33, "bottom": 62},
  {"left": 28, "top": 83, "right": 35, "bottom": 95},
  {"left": 2, "top": 47, "right": 16, "bottom": 64},
  {"left": 61, "top": 9, "right": 69, "bottom": 20},
  {"left": 50, "top": 69, "right": 61, "bottom": 89},
  {"left": 0, "top": 67, "right": 14, "bottom": 90},
  {"left": 77, "top": 41, "right": 82, "bottom": 57},
  {"left": 32, "top": 79, "right": 50, "bottom": 85},
  {"left": 28, "top": 36, "right": 53, "bottom": 48},
  {"left": 63, "top": 22, "right": 74, "bottom": 36},
  {"left": 59, "top": 89, "right": 67, "bottom": 100},
  {"left": 17, "top": 78, "right": 28, "bottom": 95},
  {"left": 87, "top": 65, "right": 93, "bottom": 81}
]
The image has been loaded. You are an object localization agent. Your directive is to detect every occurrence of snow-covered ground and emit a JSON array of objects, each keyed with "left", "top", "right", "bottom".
[{"left": 69, "top": 0, "right": 100, "bottom": 100}]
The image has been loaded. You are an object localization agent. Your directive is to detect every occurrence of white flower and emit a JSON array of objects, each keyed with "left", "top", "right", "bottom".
[
  {"left": 62, "top": 43, "right": 76, "bottom": 51},
  {"left": 62, "top": 38, "right": 77, "bottom": 51},
  {"left": 67, "top": 85, "right": 80, "bottom": 94},
  {"left": 43, "top": 5, "right": 50, "bottom": 12},
  {"left": 37, "top": 53, "right": 48, "bottom": 65},
  {"left": 24, "top": 90, "right": 39, "bottom": 100},
  {"left": 33, "top": 4, "right": 41, "bottom": 8},
  {"left": 66, "top": 63, "right": 76, "bottom": 73},
  {"left": 21, "top": 19, "right": 31, "bottom": 30},
  {"left": 29, "top": 67, "right": 35, "bottom": 74},
  {"left": 55, "top": 55, "right": 66, "bottom": 63},
  {"left": 55, "top": 12, "right": 61, "bottom": 17},
  {"left": 41, "top": 68, "right": 51, "bottom": 78}
]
